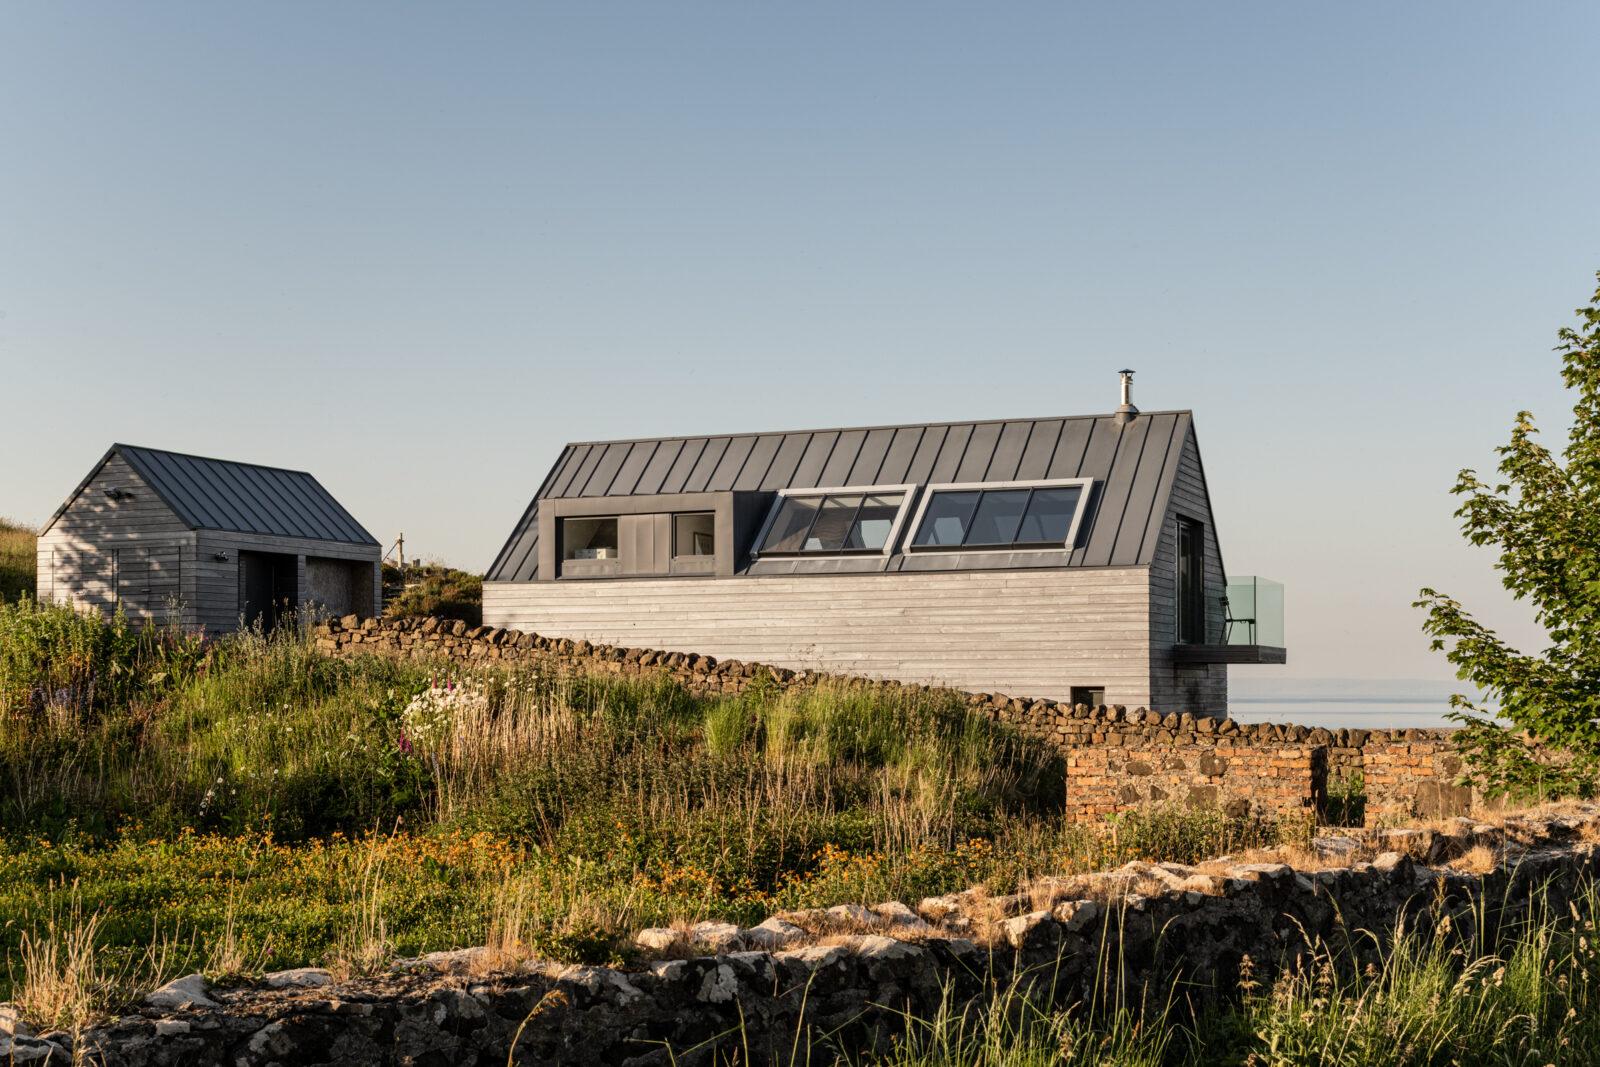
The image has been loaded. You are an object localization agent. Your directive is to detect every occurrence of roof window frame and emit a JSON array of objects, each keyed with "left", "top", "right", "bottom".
[
  {"left": 904, "top": 477, "right": 1095, "bottom": 553},
  {"left": 750, "top": 483, "right": 918, "bottom": 560}
]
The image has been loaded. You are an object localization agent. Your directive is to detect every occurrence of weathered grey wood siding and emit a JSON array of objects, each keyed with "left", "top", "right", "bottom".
[
  {"left": 35, "top": 455, "right": 193, "bottom": 625},
  {"left": 485, "top": 568, "right": 1153, "bottom": 705},
  {"left": 1147, "top": 427, "right": 1228, "bottom": 716}
]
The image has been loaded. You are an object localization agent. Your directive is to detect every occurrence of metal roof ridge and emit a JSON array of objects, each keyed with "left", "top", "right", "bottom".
[
  {"left": 111, "top": 442, "right": 318, "bottom": 479},
  {"left": 557, "top": 410, "right": 1197, "bottom": 450}
]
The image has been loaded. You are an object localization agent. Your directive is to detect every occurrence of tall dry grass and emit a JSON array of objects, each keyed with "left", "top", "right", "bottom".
[
  {"left": 856, "top": 879, "right": 1600, "bottom": 1066},
  {"left": 8, "top": 884, "right": 183, "bottom": 1035},
  {"left": 0, "top": 517, "right": 34, "bottom": 604}
]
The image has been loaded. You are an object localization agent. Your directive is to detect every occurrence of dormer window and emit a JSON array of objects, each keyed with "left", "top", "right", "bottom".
[
  {"left": 754, "top": 486, "right": 915, "bottom": 557},
  {"left": 907, "top": 479, "right": 1092, "bottom": 551}
]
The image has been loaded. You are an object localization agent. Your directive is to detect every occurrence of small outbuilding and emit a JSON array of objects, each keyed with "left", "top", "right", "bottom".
[{"left": 37, "top": 444, "right": 381, "bottom": 632}]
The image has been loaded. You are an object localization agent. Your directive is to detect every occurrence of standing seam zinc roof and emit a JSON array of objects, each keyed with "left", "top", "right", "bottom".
[
  {"left": 487, "top": 410, "right": 1195, "bottom": 582},
  {"left": 48, "top": 444, "right": 379, "bottom": 546}
]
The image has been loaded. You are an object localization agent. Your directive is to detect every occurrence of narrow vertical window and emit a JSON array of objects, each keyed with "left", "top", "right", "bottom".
[{"left": 1178, "top": 518, "right": 1205, "bottom": 644}]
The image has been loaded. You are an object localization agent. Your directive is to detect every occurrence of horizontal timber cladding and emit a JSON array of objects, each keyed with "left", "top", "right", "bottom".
[
  {"left": 484, "top": 567, "right": 1154, "bottom": 705},
  {"left": 38, "top": 455, "right": 192, "bottom": 542},
  {"left": 35, "top": 454, "right": 196, "bottom": 620}
]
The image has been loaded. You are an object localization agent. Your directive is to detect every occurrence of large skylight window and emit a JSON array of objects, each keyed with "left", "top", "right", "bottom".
[
  {"left": 908, "top": 479, "right": 1092, "bottom": 551},
  {"left": 755, "top": 486, "right": 915, "bottom": 556}
]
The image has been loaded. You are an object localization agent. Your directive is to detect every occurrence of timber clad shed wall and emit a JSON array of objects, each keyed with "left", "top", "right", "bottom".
[
  {"left": 35, "top": 454, "right": 193, "bottom": 625},
  {"left": 487, "top": 411, "right": 1195, "bottom": 583}
]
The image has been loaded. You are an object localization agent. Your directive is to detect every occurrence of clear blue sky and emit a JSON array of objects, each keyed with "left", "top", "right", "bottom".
[{"left": 3, "top": 4, "right": 1596, "bottom": 681}]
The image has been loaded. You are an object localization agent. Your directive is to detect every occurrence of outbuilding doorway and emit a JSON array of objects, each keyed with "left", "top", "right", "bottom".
[{"left": 239, "top": 551, "right": 297, "bottom": 633}]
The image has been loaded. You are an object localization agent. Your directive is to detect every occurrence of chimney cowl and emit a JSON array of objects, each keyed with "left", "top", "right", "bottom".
[{"left": 1114, "top": 369, "right": 1139, "bottom": 424}]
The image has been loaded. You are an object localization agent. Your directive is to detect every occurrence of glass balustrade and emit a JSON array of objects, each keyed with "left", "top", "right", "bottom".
[{"left": 1224, "top": 576, "right": 1284, "bottom": 647}]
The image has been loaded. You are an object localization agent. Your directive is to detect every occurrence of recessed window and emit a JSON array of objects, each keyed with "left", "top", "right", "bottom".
[
  {"left": 909, "top": 480, "right": 1091, "bottom": 550},
  {"left": 1178, "top": 517, "right": 1205, "bottom": 644},
  {"left": 673, "top": 512, "right": 716, "bottom": 558},
  {"left": 754, "top": 486, "right": 914, "bottom": 557},
  {"left": 1070, "top": 685, "right": 1106, "bottom": 709},
  {"left": 562, "top": 516, "right": 618, "bottom": 561}
]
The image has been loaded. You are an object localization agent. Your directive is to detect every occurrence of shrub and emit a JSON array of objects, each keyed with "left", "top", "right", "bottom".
[
  {"left": 1417, "top": 271, "right": 1600, "bottom": 800},
  {"left": 0, "top": 597, "right": 203, "bottom": 720},
  {"left": 383, "top": 561, "right": 482, "bottom": 626}
]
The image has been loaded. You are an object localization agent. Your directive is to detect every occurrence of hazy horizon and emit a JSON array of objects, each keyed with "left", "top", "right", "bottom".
[{"left": 4, "top": 3, "right": 1597, "bottom": 682}]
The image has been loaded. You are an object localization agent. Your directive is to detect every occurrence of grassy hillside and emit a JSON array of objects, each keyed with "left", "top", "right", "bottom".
[
  {"left": 0, "top": 517, "right": 34, "bottom": 603},
  {"left": 5, "top": 598, "right": 1600, "bottom": 1062},
  {"left": 0, "top": 597, "right": 1294, "bottom": 991},
  {"left": 382, "top": 560, "right": 482, "bottom": 626}
]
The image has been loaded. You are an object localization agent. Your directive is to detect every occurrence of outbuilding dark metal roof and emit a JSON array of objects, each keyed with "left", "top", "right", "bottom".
[
  {"left": 487, "top": 410, "right": 1197, "bottom": 582},
  {"left": 46, "top": 444, "right": 379, "bottom": 546}
]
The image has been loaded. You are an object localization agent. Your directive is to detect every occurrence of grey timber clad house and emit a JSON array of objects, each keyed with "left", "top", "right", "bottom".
[
  {"left": 485, "top": 395, "right": 1285, "bottom": 717},
  {"left": 37, "top": 445, "right": 381, "bottom": 633}
]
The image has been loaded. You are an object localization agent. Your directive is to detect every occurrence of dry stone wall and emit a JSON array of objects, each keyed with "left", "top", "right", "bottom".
[
  {"left": 314, "top": 616, "right": 1469, "bottom": 825},
  {"left": 10, "top": 807, "right": 1598, "bottom": 1067}
]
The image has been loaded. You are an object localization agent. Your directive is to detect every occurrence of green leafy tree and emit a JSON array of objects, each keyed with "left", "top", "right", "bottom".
[{"left": 1416, "top": 273, "right": 1600, "bottom": 799}]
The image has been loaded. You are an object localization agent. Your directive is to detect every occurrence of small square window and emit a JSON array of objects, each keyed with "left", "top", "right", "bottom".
[
  {"left": 965, "top": 489, "right": 1031, "bottom": 545},
  {"left": 911, "top": 490, "right": 981, "bottom": 547},
  {"left": 1017, "top": 487, "right": 1081, "bottom": 543},
  {"left": 673, "top": 512, "right": 715, "bottom": 557},
  {"left": 848, "top": 495, "right": 902, "bottom": 550},
  {"left": 1070, "top": 686, "right": 1106, "bottom": 709},
  {"left": 562, "top": 517, "right": 618, "bottom": 561},
  {"left": 804, "top": 495, "right": 864, "bottom": 552},
  {"left": 761, "top": 496, "right": 823, "bottom": 554}
]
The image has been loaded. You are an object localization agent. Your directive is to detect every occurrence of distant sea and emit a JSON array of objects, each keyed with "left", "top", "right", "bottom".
[{"left": 1226, "top": 677, "right": 1486, "bottom": 730}]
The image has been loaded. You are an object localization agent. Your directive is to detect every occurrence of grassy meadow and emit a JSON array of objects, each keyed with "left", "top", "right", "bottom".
[
  {"left": 0, "top": 598, "right": 1298, "bottom": 997},
  {"left": 5, "top": 595, "right": 1599, "bottom": 1064}
]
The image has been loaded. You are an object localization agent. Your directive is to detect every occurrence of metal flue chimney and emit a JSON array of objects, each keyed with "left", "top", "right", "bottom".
[{"left": 1114, "top": 369, "right": 1139, "bottom": 424}]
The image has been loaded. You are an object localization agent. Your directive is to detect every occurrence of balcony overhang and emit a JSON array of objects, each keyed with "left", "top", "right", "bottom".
[{"left": 1172, "top": 644, "right": 1287, "bottom": 665}]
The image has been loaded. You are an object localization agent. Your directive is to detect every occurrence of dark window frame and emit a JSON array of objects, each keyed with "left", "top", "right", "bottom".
[
  {"left": 1177, "top": 516, "right": 1206, "bottom": 644},
  {"left": 559, "top": 515, "right": 621, "bottom": 561},
  {"left": 1069, "top": 685, "right": 1106, "bottom": 709},
  {"left": 671, "top": 511, "right": 717, "bottom": 559},
  {"left": 905, "top": 478, "right": 1094, "bottom": 552}
]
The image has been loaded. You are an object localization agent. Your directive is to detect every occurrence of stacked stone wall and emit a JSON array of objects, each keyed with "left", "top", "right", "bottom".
[
  {"left": 313, "top": 616, "right": 1469, "bottom": 825},
  {"left": 14, "top": 807, "right": 1599, "bottom": 1066}
]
